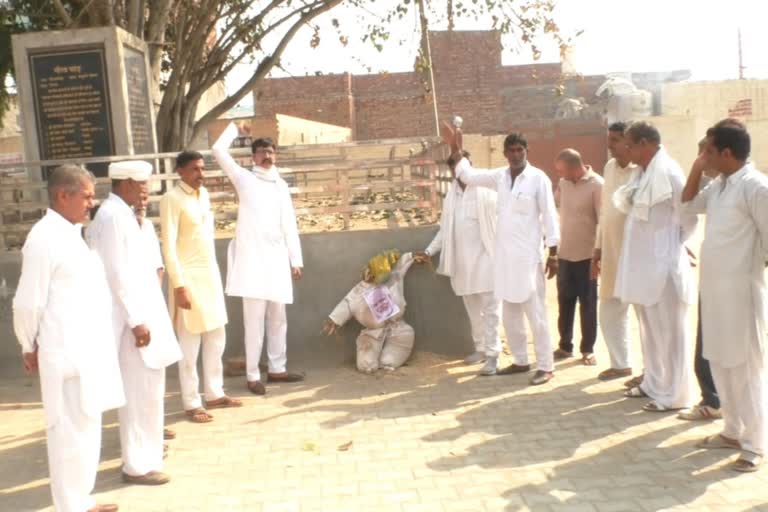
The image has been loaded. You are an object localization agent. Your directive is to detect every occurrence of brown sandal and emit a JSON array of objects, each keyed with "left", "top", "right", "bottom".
[
  {"left": 581, "top": 353, "right": 597, "bottom": 366},
  {"left": 185, "top": 408, "right": 213, "bottom": 423},
  {"left": 205, "top": 396, "right": 243, "bottom": 409}
]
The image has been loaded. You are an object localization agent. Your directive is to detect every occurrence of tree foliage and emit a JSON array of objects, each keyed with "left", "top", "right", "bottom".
[{"left": 0, "top": 0, "right": 573, "bottom": 151}]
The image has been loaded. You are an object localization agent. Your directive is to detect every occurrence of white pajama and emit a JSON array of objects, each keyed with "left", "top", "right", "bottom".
[
  {"left": 118, "top": 341, "right": 166, "bottom": 477},
  {"left": 461, "top": 292, "right": 501, "bottom": 357},
  {"left": 636, "top": 278, "right": 693, "bottom": 409},
  {"left": 177, "top": 321, "right": 226, "bottom": 410},
  {"left": 243, "top": 298, "right": 288, "bottom": 382},
  {"left": 710, "top": 343, "right": 767, "bottom": 456},
  {"left": 598, "top": 297, "right": 633, "bottom": 370},
  {"left": 501, "top": 267, "right": 554, "bottom": 372},
  {"left": 45, "top": 374, "right": 101, "bottom": 512}
]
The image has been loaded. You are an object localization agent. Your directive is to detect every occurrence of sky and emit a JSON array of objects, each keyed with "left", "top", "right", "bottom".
[{"left": 226, "top": 0, "right": 768, "bottom": 105}]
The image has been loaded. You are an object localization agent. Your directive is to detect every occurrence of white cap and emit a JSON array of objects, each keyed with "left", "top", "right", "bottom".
[{"left": 108, "top": 160, "right": 152, "bottom": 181}]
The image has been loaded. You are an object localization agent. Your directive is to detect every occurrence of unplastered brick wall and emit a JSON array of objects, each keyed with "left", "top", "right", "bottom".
[{"left": 251, "top": 30, "right": 607, "bottom": 141}]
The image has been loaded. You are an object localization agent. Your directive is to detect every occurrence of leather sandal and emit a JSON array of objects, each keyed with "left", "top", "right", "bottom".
[
  {"left": 205, "top": 396, "right": 243, "bottom": 409},
  {"left": 185, "top": 408, "right": 213, "bottom": 423}
]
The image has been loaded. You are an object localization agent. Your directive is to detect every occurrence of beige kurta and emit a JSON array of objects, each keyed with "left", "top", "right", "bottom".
[
  {"left": 595, "top": 158, "right": 637, "bottom": 299},
  {"left": 160, "top": 182, "right": 228, "bottom": 334}
]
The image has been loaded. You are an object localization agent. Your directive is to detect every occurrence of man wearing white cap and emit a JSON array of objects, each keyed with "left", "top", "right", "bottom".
[
  {"left": 86, "top": 160, "right": 182, "bottom": 485},
  {"left": 212, "top": 122, "right": 304, "bottom": 395}
]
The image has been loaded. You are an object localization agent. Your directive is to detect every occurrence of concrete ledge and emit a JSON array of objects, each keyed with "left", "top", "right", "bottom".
[{"left": 0, "top": 226, "right": 472, "bottom": 378}]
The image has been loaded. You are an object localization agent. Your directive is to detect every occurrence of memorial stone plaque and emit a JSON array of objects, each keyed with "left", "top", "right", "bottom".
[
  {"left": 29, "top": 47, "right": 114, "bottom": 177},
  {"left": 123, "top": 47, "right": 156, "bottom": 155}
]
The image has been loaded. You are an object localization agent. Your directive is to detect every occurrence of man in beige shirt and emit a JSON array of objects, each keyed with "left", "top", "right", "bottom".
[
  {"left": 160, "top": 151, "right": 242, "bottom": 423},
  {"left": 591, "top": 122, "right": 639, "bottom": 382},
  {"left": 553, "top": 149, "right": 603, "bottom": 365}
]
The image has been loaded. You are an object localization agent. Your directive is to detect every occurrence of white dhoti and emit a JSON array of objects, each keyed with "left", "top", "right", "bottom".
[
  {"left": 243, "top": 298, "right": 288, "bottom": 381},
  {"left": 42, "top": 370, "right": 101, "bottom": 512},
  {"left": 710, "top": 342, "right": 767, "bottom": 456},
  {"left": 118, "top": 341, "right": 166, "bottom": 477},
  {"left": 462, "top": 292, "right": 501, "bottom": 357},
  {"left": 177, "top": 321, "right": 226, "bottom": 410},
  {"left": 636, "top": 278, "right": 693, "bottom": 409},
  {"left": 501, "top": 267, "right": 554, "bottom": 372},
  {"left": 599, "top": 297, "right": 634, "bottom": 370}
]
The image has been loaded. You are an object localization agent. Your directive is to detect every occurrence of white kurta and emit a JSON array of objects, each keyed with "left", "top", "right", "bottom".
[
  {"left": 329, "top": 253, "right": 416, "bottom": 372},
  {"left": 426, "top": 181, "right": 496, "bottom": 296},
  {"left": 13, "top": 209, "right": 124, "bottom": 512},
  {"left": 686, "top": 164, "right": 768, "bottom": 367},
  {"left": 87, "top": 194, "right": 181, "bottom": 477},
  {"left": 613, "top": 149, "right": 696, "bottom": 408},
  {"left": 140, "top": 219, "right": 164, "bottom": 272},
  {"left": 613, "top": 150, "right": 697, "bottom": 307},
  {"left": 212, "top": 123, "right": 303, "bottom": 304},
  {"left": 86, "top": 193, "right": 181, "bottom": 369},
  {"left": 595, "top": 158, "right": 637, "bottom": 299},
  {"left": 455, "top": 158, "right": 560, "bottom": 303}
]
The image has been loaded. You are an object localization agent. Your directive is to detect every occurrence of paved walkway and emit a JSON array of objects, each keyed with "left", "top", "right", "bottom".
[
  {"left": 3, "top": 229, "right": 768, "bottom": 511},
  {"left": 2, "top": 340, "right": 768, "bottom": 512}
]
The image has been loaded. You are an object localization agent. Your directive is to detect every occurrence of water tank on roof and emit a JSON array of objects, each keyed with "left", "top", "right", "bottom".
[{"left": 630, "top": 89, "right": 652, "bottom": 118}]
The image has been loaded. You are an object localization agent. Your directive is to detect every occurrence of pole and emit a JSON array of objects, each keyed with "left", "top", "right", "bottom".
[
  {"left": 738, "top": 28, "right": 745, "bottom": 80},
  {"left": 417, "top": 0, "right": 440, "bottom": 136}
]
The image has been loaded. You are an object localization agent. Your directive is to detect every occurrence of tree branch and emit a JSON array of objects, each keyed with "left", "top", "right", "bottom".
[{"left": 189, "top": 0, "right": 345, "bottom": 143}]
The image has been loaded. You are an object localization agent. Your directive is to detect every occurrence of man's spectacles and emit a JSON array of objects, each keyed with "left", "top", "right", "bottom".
[{"left": 254, "top": 148, "right": 277, "bottom": 156}]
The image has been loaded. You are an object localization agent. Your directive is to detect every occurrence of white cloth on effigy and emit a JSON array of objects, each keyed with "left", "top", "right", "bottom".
[{"left": 329, "top": 253, "right": 417, "bottom": 372}]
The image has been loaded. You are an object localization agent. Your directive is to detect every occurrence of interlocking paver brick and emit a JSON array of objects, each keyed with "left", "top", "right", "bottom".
[{"left": 3, "top": 234, "right": 767, "bottom": 512}]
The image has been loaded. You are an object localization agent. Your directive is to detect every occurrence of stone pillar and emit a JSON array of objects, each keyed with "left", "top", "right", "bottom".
[{"left": 12, "top": 26, "right": 157, "bottom": 179}]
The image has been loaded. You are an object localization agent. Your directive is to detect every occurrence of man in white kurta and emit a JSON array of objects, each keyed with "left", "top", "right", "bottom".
[
  {"left": 421, "top": 151, "right": 500, "bottom": 375},
  {"left": 87, "top": 161, "right": 181, "bottom": 485},
  {"left": 613, "top": 122, "right": 696, "bottom": 412},
  {"left": 451, "top": 130, "right": 560, "bottom": 386},
  {"left": 683, "top": 120, "right": 768, "bottom": 472},
  {"left": 161, "top": 151, "right": 241, "bottom": 421},
  {"left": 212, "top": 123, "right": 304, "bottom": 395},
  {"left": 591, "top": 122, "right": 639, "bottom": 381},
  {"left": 13, "top": 165, "right": 124, "bottom": 512}
]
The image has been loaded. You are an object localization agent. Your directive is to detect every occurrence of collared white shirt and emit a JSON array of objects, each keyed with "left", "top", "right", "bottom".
[
  {"left": 212, "top": 123, "right": 303, "bottom": 303},
  {"left": 614, "top": 157, "right": 697, "bottom": 306},
  {"left": 426, "top": 182, "right": 495, "bottom": 296},
  {"left": 456, "top": 158, "right": 560, "bottom": 303},
  {"left": 686, "top": 163, "right": 768, "bottom": 366},
  {"left": 13, "top": 209, "right": 124, "bottom": 423},
  {"left": 87, "top": 194, "right": 181, "bottom": 369}
]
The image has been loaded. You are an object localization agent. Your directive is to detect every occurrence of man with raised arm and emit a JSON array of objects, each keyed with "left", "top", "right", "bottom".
[
  {"left": 442, "top": 123, "right": 560, "bottom": 386},
  {"left": 683, "top": 119, "right": 768, "bottom": 472},
  {"left": 211, "top": 123, "right": 304, "bottom": 395}
]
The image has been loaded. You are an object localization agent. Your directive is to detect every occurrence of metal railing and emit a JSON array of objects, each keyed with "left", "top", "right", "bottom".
[{"left": 0, "top": 138, "right": 446, "bottom": 250}]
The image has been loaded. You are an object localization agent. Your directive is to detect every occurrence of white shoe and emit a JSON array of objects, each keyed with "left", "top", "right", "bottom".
[
  {"left": 464, "top": 351, "right": 486, "bottom": 365},
  {"left": 479, "top": 357, "right": 498, "bottom": 376}
]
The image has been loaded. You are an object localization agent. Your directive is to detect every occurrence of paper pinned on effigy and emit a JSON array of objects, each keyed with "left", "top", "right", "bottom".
[{"left": 363, "top": 285, "right": 400, "bottom": 324}]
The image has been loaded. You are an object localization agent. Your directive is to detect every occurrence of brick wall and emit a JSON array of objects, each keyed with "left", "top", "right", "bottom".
[{"left": 252, "top": 30, "right": 607, "bottom": 141}]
